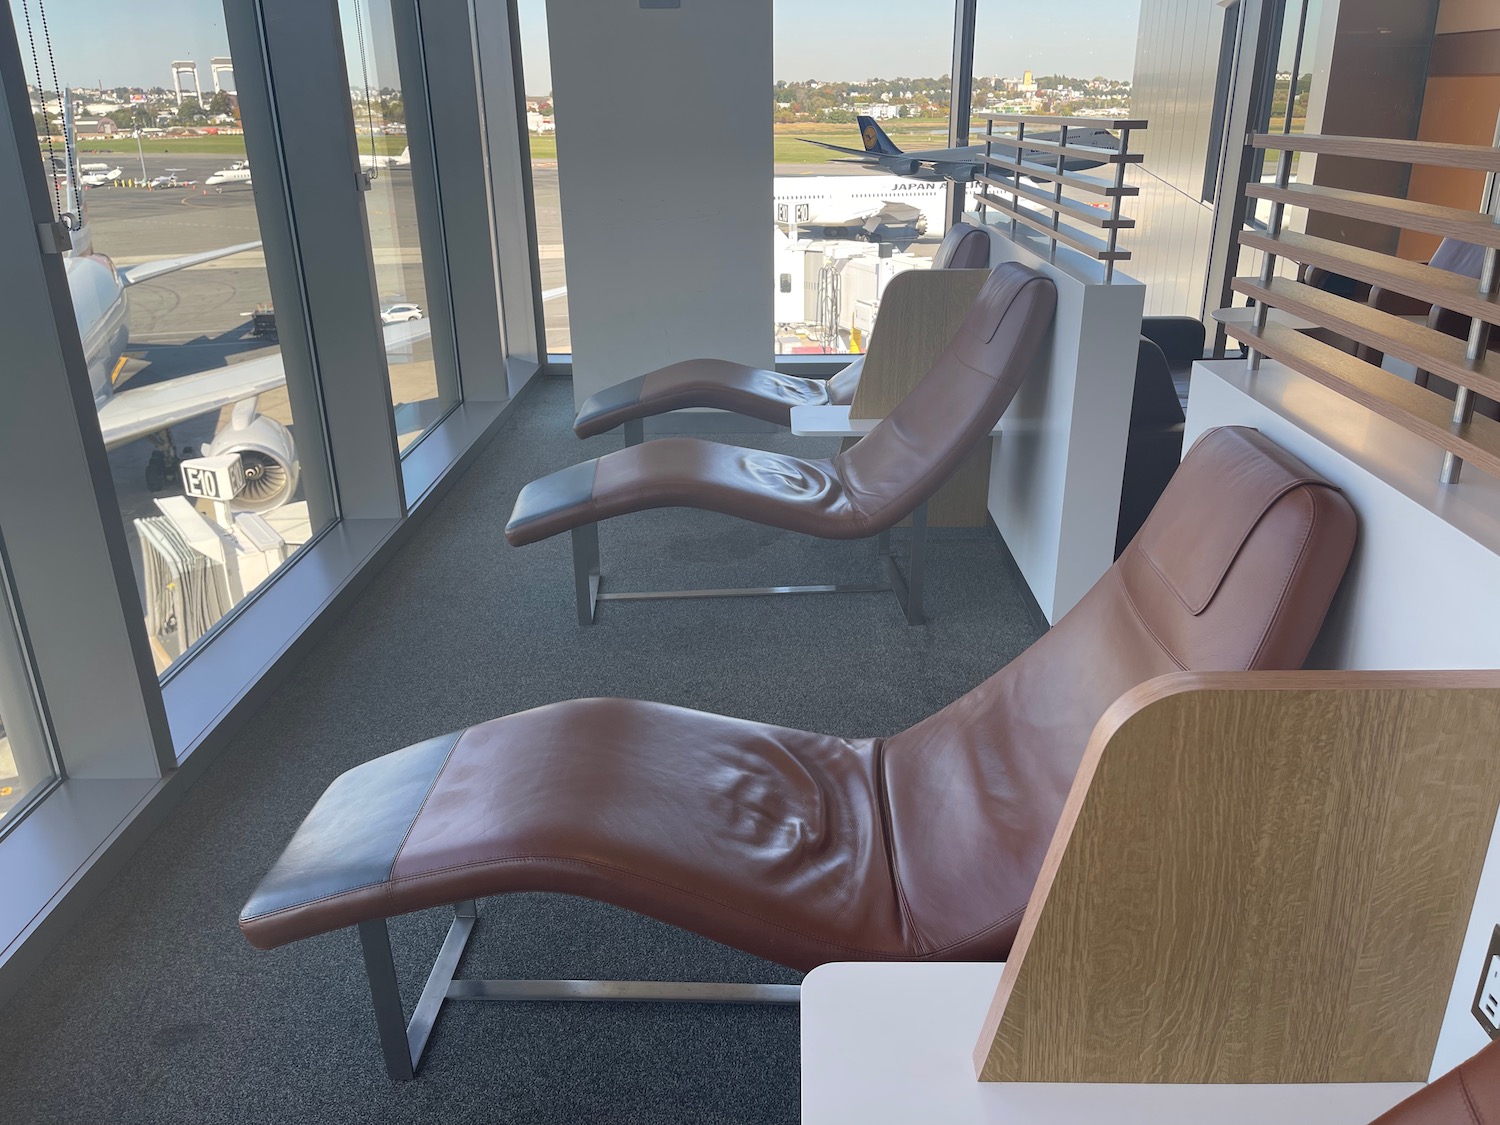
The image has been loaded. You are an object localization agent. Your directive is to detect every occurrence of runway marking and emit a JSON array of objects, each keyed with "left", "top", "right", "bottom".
[{"left": 110, "top": 355, "right": 129, "bottom": 384}]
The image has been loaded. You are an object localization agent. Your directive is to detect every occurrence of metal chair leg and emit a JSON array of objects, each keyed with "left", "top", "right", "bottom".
[
  {"left": 358, "top": 919, "right": 416, "bottom": 1081},
  {"left": 879, "top": 502, "right": 928, "bottom": 626},
  {"left": 358, "top": 902, "right": 481, "bottom": 1081},
  {"left": 905, "top": 503, "right": 928, "bottom": 627},
  {"left": 571, "top": 524, "right": 601, "bottom": 625}
]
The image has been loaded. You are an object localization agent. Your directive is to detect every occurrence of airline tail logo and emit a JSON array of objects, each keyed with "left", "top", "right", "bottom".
[{"left": 856, "top": 115, "right": 901, "bottom": 156}]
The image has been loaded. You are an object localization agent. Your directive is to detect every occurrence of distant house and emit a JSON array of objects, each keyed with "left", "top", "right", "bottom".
[
  {"left": 527, "top": 111, "right": 555, "bottom": 134},
  {"left": 73, "top": 118, "right": 116, "bottom": 136}
]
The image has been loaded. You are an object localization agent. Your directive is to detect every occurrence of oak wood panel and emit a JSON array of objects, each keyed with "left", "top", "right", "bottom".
[
  {"left": 975, "top": 173, "right": 1135, "bottom": 230},
  {"left": 977, "top": 671, "right": 1500, "bottom": 1084},
  {"left": 980, "top": 154, "right": 1140, "bottom": 198},
  {"left": 974, "top": 192, "right": 1131, "bottom": 261},
  {"left": 847, "top": 268, "right": 995, "bottom": 527},
  {"left": 1241, "top": 229, "right": 1500, "bottom": 323},
  {"left": 1245, "top": 181, "right": 1500, "bottom": 248},
  {"left": 1233, "top": 275, "right": 1500, "bottom": 400},
  {"left": 1252, "top": 132, "right": 1500, "bottom": 172},
  {"left": 1219, "top": 319, "right": 1500, "bottom": 478}
]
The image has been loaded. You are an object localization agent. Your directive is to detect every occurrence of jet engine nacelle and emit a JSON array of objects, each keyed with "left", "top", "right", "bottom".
[
  {"left": 931, "top": 162, "right": 974, "bottom": 184},
  {"left": 889, "top": 159, "right": 920, "bottom": 177},
  {"left": 203, "top": 404, "right": 300, "bottom": 513}
]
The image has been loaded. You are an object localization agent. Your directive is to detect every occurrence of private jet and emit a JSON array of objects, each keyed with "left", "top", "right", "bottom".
[
  {"left": 79, "top": 165, "right": 122, "bottom": 187},
  {"left": 359, "top": 146, "right": 411, "bottom": 171},
  {"left": 205, "top": 161, "right": 251, "bottom": 188}
]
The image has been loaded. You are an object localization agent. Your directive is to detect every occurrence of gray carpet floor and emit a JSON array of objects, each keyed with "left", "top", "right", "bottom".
[{"left": 0, "top": 376, "right": 1043, "bottom": 1124}]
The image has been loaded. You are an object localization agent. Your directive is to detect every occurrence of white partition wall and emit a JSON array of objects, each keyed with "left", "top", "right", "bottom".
[
  {"left": 978, "top": 222, "right": 1146, "bottom": 623},
  {"left": 546, "top": 0, "right": 773, "bottom": 409}
]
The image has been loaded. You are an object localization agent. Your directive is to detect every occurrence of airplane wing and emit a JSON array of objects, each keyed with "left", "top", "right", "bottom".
[
  {"left": 796, "top": 138, "right": 881, "bottom": 161},
  {"left": 98, "top": 320, "right": 433, "bottom": 449},
  {"left": 117, "top": 241, "right": 263, "bottom": 288}
]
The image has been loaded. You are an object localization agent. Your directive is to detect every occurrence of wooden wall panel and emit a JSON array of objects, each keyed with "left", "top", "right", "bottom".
[
  {"left": 1438, "top": 0, "right": 1500, "bottom": 36},
  {"left": 976, "top": 672, "right": 1500, "bottom": 1085},
  {"left": 1398, "top": 76, "right": 1500, "bottom": 261}
]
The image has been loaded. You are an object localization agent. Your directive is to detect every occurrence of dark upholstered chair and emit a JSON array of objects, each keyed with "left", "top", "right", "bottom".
[
  {"left": 1117, "top": 336, "right": 1187, "bottom": 557},
  {"left": 1309, "top": 237, "right": 1497, "bottom": 420},
  {"left": 242, "top": 426, "right": 1356, "bottom": 1079},
  {"left": 507, "top": 261, "right": 1058, "bottom": 626},
  {"left": 572, "top": 221, "right": 993, "bottom": 442},
  {"left": 1368, "top": 1039, "right": 1500, "bottom": 1123}
]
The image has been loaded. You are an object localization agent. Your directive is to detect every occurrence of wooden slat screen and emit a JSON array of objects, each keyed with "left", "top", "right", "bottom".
[
  {"left": 1228, "top": 131, "right": 1500, "bottom": 484},
  {"left": 972, "top": 114, "right": 1148, "bottom": 281}
]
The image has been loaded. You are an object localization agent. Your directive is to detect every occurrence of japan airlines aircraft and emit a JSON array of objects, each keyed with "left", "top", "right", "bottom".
[
  {"left": 773, "top": 173, "right": 944, "bottom": 244},
  {"left": 799, "top": 114, "right": 1120, "bottom": 184}
]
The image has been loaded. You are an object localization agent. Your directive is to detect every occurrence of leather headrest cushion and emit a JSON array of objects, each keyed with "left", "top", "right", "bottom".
[
  {"left": 965, "top": 261, "right": 1049, "bottom": 345},
  {"left": 1137, "top": 426, "right": 1331, "bottom": 615},
  {"left": 933, "top": 223, "right": 991, "bottom": 270}
]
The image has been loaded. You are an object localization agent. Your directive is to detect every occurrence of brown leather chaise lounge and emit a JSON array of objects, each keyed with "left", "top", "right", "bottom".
[
  {"left": 571, "top": 221, "right": 993, "bottom": 442},
  {"left": 1370, "top": 1038, "right": 1500, "bottom": 1124},
  {"left": 242, "top": 426, "right": 1357, "bottom": 1080},
  {"left": 506, "top": 260, "right": 1057, "bottom": 626}
]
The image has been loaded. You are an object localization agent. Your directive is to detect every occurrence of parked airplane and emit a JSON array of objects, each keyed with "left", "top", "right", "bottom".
[
  {"left": 798, "top": 114, "right": 1119, "bottom": 184},
  {"left": 774, "top": 174, "right": 955, "bottom": 245},
  {"left": 205, "top": 161, "right": 252, "bottom": 188},
  {"left": 79, "top": 165, "right": 122, "bottom": 187},
  {"left": 53, "top": 107, "right": 561, "bottom": 509},
  {"left": 359, "top": 146, "right": 411, "bottom": 171}
]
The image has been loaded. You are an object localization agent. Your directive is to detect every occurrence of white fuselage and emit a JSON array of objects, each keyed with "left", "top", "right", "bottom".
[
  {"left": 64, "top": 250, "right": 130, "bottom": 405},
  {"left": 773, "top": 175, "right": 951, "bottom": 232},
  {"left": 206, "top": 163, "right": 251, "bottom": 187}
]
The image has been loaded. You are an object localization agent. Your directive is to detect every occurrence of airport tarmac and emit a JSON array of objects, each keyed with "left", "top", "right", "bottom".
[{"left": 78, "top": 151, "right": 941, "bottom": 667}]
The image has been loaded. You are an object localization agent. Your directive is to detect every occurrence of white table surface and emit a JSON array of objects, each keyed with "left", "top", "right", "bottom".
[
  {"left": 790, "top": 404, "right": 1006, "bottom": 438},
  {"left": 800, "top": 961, "right": 1422, "bottom": 1125}
]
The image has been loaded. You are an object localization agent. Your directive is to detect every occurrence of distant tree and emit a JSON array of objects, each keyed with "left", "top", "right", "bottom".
[
  {"left": 176, "top": 99, "right": 205, "bottom": 123},
  {"left": 108, "top": 108, "right": 135, "bottom": 130},
  {"left": 381, "top": 97, "right": 405, "bottom": 125},
  {"left": 824, "top": 108, "right": 855, "bottom": 124},
  {"left": 33, "top": 111, "right": 49, "bottom": 136},
  {"left": 209, "top": 91, "right": 233, "bottom": 117},
  {"left": 897, "top": 104, "right": 909, "bottom": 118}
]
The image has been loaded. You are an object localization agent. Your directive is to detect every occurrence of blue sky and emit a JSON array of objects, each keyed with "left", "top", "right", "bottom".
[
  {"left": 14, "top": 0, "right": 1141, "bottom": 96},
  {"left": 519, "top": 0, "right": 1143, "bottom": 95},
  {"left": 9, "top": 0, "right": 398, "bottom": 92}
]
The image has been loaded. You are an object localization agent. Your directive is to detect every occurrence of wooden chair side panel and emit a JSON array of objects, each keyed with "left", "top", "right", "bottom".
[
  {"left": 978, "top": 674, "right": 1500, "bottom": 1085},
  {"left": 847, "top": 268, "right": 990, "bottom": 421},
  {"left": 845, "top": 268, "right": 993, "bottom": 526}
]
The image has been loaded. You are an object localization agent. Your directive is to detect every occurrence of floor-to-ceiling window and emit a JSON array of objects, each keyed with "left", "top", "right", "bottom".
[
  {"left": 0, "top": 549, "right": 56, "bottom": 833},
  {"left": 771, "top": 0, "right": 955, "bottom": 355},
  {"left": 514, "top": 0, "right": 568, "bottom": 356},
  {"left": 7, "top": 0, "right": 337, "bottom": 673},
  {"left": 338, "top": 0, "right": 459, "bottom": 448}
]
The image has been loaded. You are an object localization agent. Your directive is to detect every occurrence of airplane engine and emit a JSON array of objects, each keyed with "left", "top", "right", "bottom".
[
  {"left": 892, "top": 159, "right": 920, "bottom": 177},
  {"left": 931, "top": 162, "right": 974, "bottom": 184},
  {"left": 203, "top": 409, "right": 300, "bottom": 513}
]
